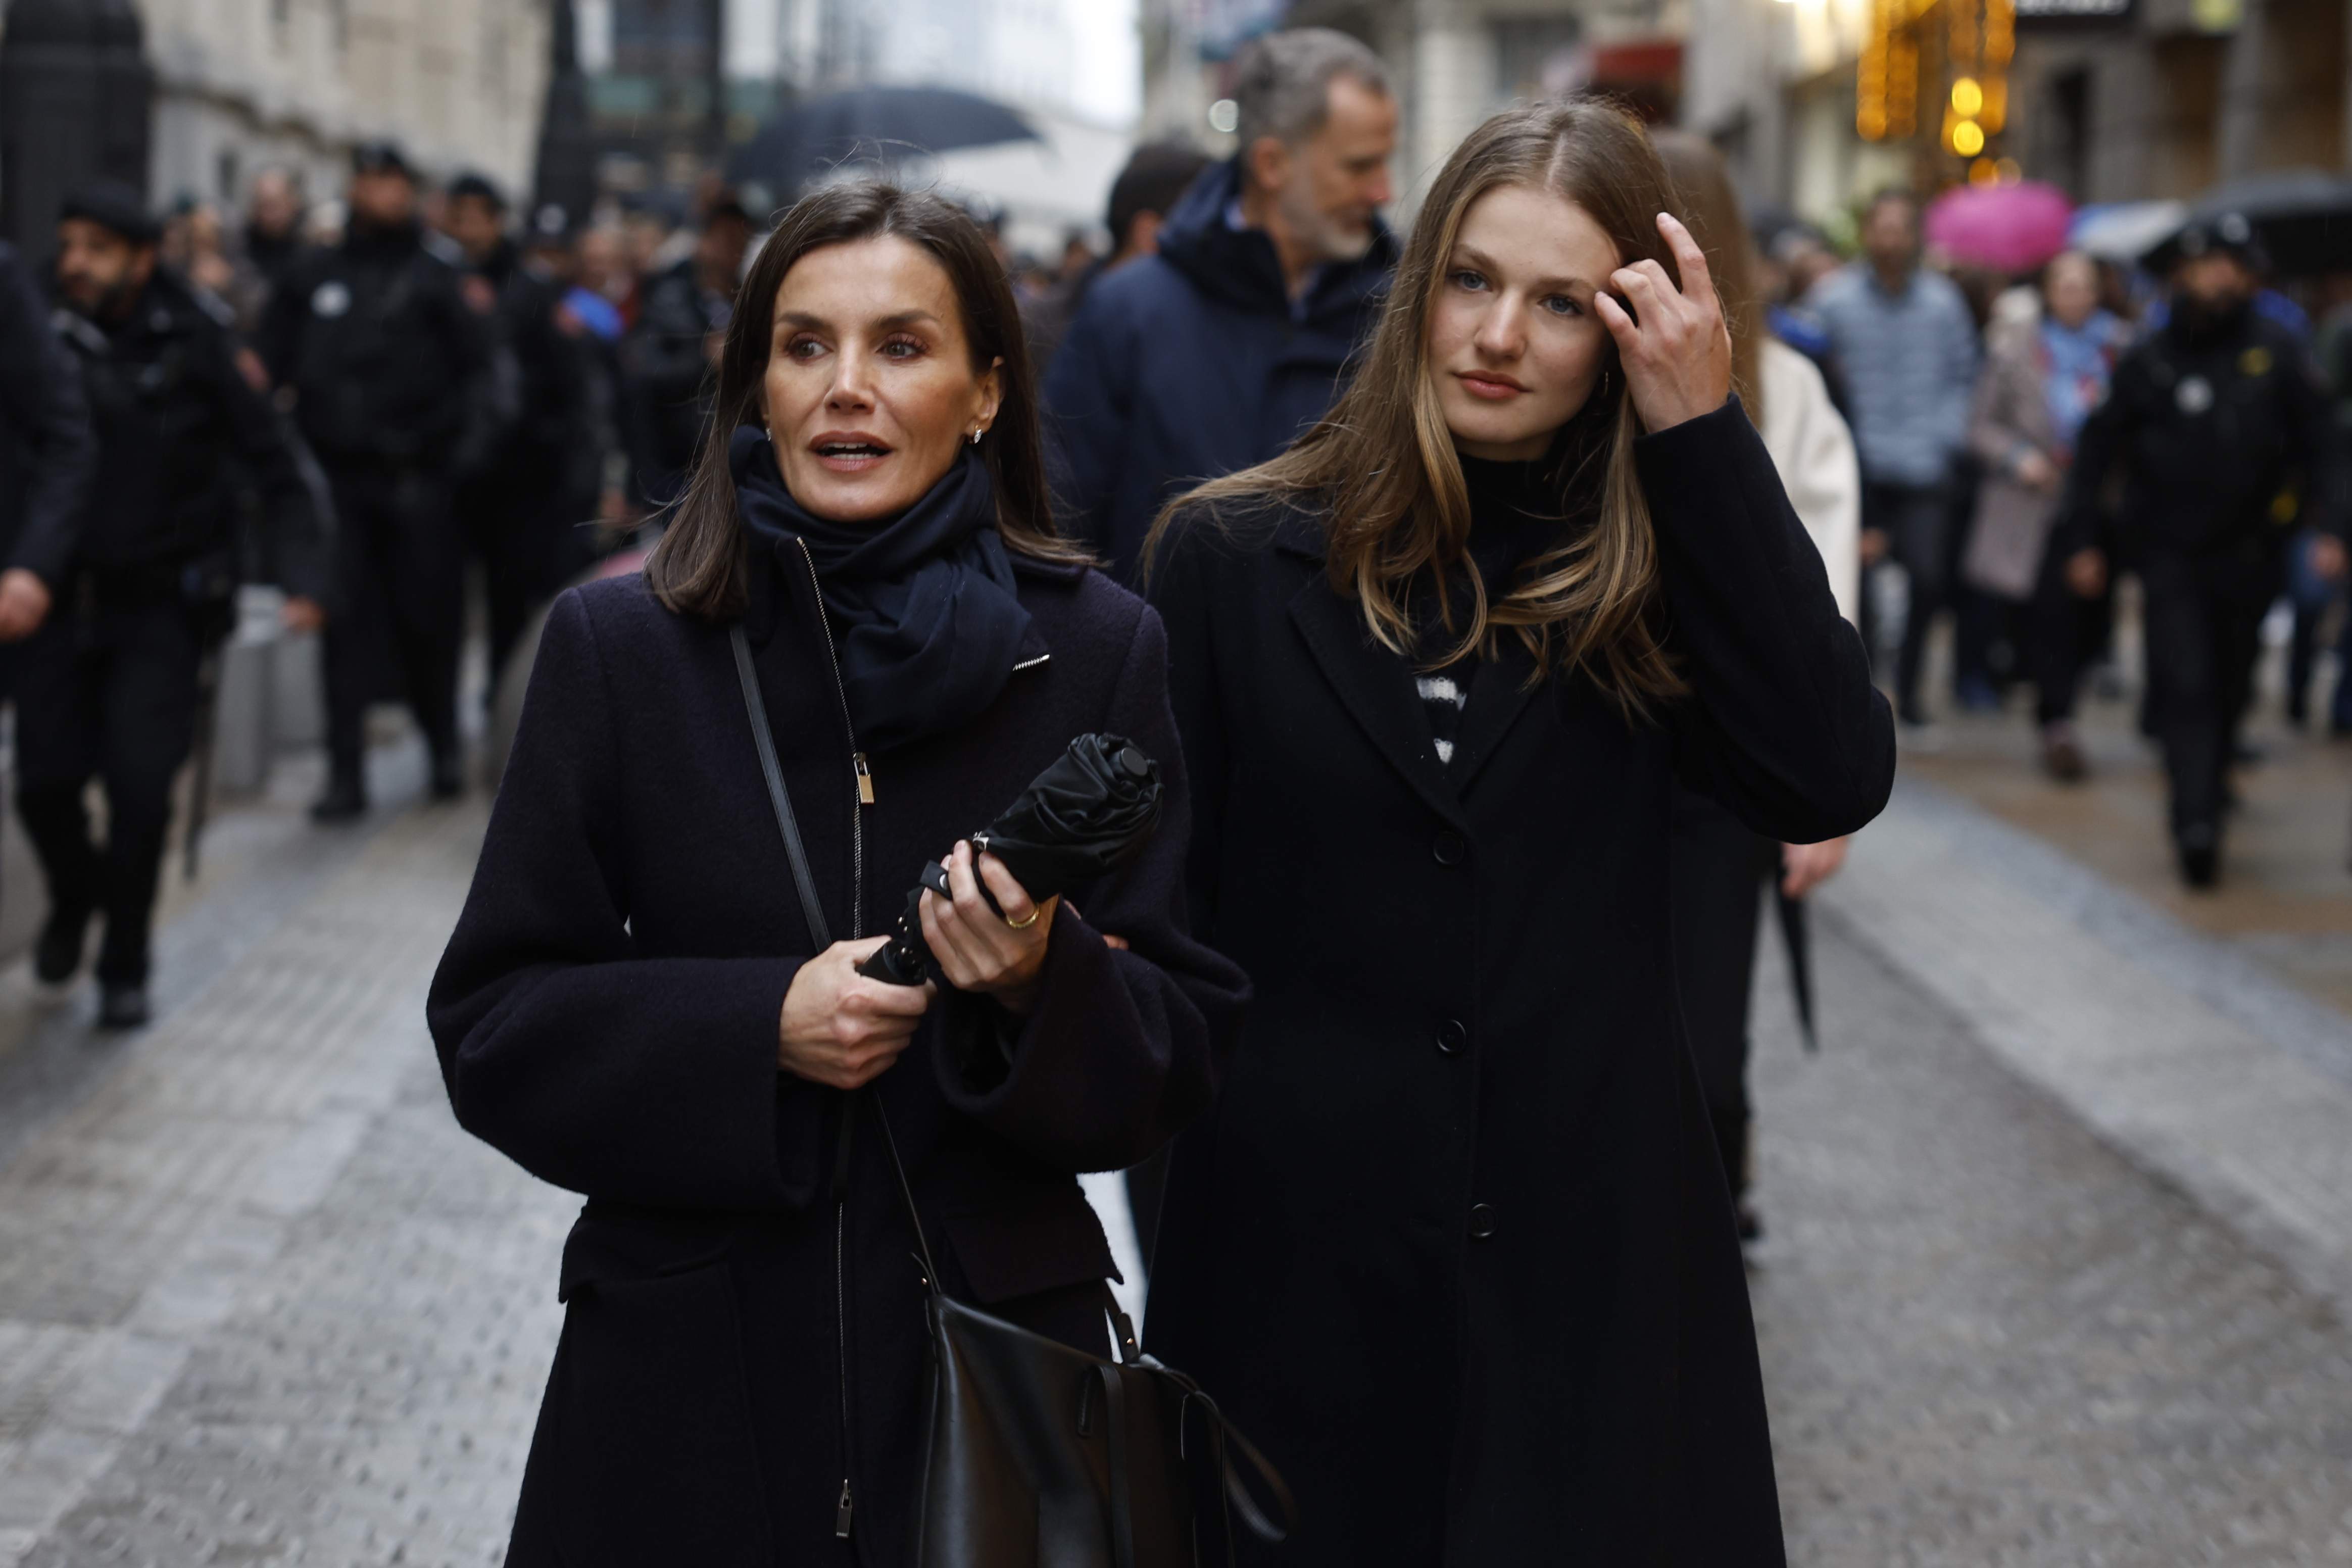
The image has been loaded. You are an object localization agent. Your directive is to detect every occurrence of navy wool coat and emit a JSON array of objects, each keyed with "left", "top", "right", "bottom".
[
  {"left": 1042, "top": 158, "right": 1394, "bottom": 582},
  {"left": 1144, "top": 402, "right": 1897, "bottom": 1567},
  {"left": 427, "top": 546, "right": 1248, "bottom": 1566}
]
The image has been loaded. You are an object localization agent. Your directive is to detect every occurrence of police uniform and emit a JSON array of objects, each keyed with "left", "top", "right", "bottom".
[
  {"left": 456, "top": 233, "right": 595, "bottom": 692},
  {"left": 259, "top": 205, "right": 489, "bottom": 810},
  {"left": 2059, "top": 219, "right": 2343, "bottom": 884},
  {"left": 24, "top": 260, "right": 323, "bottom": 1018}
]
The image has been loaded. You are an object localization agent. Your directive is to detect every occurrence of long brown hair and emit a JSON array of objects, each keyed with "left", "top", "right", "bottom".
[
  {"left": 1147, "top": 97, "right": 1689, "bottom": 715},
  {"left": 645, "top": 183, "right": 1087, "bottom": 621},
  {"left": 1651, "top": 130, "right": 1761, "bottom": 428}
]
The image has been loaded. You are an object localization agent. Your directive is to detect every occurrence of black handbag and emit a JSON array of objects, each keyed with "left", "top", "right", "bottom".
[{"left": 729, "top": 627, "right": 1296, "bottom": 1568}]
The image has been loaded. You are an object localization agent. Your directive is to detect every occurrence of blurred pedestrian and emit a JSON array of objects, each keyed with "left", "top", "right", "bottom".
[
  {"left": 1045, "top": 27, "right": 1398, "bottom": 581},
  {"left": 622, "top": 193, "right": 750, "bottom": 510},
  {"left": 222, "top": 169, "right": 311, "bottom": 340},
  {"left": 445, "top": 173, "right": 597, "bottom": 699},
  {"left": 1814, "top": 188, "right": 1980, "bottom": 729},
  {"left": 428, "top": 182, "right": 1246, "bottom": 1562},
  {"left": 1655, "top": 130, "right": 1860, "bottom": 1242},
  {"left": 2057, "top": 214, "right": 2345, "bottom": 887},
  {"left": 259, "top": 141, "right": 492, "bottom": 821},
  {"left": 26, "top": 183, "right": 326, "bottom": 1028},
  {"left": 0, "top": 231, "right": 93, "bottom": 648},
  {"left": 1964, "top": 250, "right": 2127, "bottom": 780},
  {"left": 1022, "top": 140, "right": 1211, "bottom": 376},
  {"left": 1144, "top": 100, "right": 1892, "bottom": 1567}
]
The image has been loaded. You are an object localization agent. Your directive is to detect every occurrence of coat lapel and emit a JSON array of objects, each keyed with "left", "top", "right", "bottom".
[
  {"left": 1284, "top": 563, "right": 1468, "bottom": 831},
  {"left": 1447, "top": 634, "right": 1545, "bottom": 794}
]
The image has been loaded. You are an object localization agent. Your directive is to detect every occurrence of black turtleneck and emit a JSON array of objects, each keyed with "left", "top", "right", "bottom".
[{"left": 1415, "top": 449, "right": 1576, "bottom": 767}]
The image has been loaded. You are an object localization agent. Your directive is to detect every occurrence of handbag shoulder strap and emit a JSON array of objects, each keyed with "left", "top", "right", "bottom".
[
  {"left": 728, "top": 622, "right": 941, "bottom": 1292},
  {"left": 730, "top": 624, "right": 831, "bottom": 949}
]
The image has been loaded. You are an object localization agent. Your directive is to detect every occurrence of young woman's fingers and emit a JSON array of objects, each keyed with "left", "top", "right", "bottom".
[
  {"left": 1655, "top": 212, "right": 1711, "bottom": 301},
  {"left": 1593, "top": 290, "right": 1640, "bottom": 353}
]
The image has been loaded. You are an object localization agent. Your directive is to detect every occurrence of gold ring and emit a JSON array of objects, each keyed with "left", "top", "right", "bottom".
[{"left": 1003, "top": 907, "right": 1041, "bottom": 930}]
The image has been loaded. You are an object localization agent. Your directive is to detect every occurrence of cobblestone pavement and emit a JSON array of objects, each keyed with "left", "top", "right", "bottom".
[
  {"left": 0, "top": 799, "right": 571, "bottom": 1567},
  {"left": 1750, "top": 914, "right": 2352, "bottom": 1567},
  {"left": 0, "top": 780, "right": 2349, "bottom": 1564}
]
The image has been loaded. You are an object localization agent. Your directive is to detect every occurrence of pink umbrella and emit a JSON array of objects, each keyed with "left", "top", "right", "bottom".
[{"left": 1924, "top": 181, "right": 2075, "bottom": 274}]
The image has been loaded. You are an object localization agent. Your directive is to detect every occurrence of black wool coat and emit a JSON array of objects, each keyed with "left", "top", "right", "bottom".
[
  {"left": 1143, "top": 402, "right": 1896, "bottom": 1567},
  {"left": 427, "top": 546, "right": 1248, "bottom": 1567}
]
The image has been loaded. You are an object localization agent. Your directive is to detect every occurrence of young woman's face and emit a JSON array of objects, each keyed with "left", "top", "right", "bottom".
[
  {"left": 763, "top": 235, "right": 1001, "bottom": 523},
  {"left": 1428, "top": 183, "right": 1621, "bottom": 463}
]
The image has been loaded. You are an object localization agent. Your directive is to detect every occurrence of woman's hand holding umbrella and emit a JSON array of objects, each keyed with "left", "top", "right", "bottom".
[
  {"left": 920, "top": 840, "right": 1058, "bottom": 1014},
  {"left": 778, "top": 943, "right": 936, "bottom": 1090}
]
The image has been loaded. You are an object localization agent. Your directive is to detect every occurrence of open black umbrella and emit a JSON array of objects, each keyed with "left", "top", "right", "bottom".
[
  {"left": 2141, "top": 167, "right": 2352, "bottom": 277},
  {"left": 730, "top": 85, "right": 1042, "bottom": 191}
]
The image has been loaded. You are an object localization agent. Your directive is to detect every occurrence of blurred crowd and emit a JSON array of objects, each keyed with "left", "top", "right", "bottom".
[
  {"left": 3, "top": 64, "right": 2344, "bottom": 1039},
  {"left": 1751, "top": 188, "right": 2347, "bottom": 890}
]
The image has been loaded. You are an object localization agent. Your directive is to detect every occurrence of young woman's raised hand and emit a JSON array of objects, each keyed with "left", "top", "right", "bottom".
[
  {"left": 920, "top": 839, "right": 1058, "bottom": 1014},
  {"left": 778, "top": 940, "right": 935, "bottom": 1089},
  {"left": 1593, "top": 211, "right": 1734, "bottom": 434}
]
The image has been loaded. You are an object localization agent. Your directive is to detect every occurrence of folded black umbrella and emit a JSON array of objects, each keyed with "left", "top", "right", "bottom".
[
  {"left": 1774, "top": 888, "right": 1818, "bottom": 1054},
  {"left": 859, "top": 733, "right": 1163, "bottom": 986}
]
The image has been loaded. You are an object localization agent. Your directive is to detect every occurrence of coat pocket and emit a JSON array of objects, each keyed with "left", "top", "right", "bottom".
[{"left": 541, "top": 1259, "right": 773, "bottom": 1566}]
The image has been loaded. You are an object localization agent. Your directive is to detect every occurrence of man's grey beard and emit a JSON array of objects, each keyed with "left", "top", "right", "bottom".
[{"left": 1280, "top": 180, "right": 1377, "bottom": 267}]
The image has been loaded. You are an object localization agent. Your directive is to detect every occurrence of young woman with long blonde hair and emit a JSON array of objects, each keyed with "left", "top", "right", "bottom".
[{"left": 1140, "top": 100, "right": 1893, "bottom": 1565}]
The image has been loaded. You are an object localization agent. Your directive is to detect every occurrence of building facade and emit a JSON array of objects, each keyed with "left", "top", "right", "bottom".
[
  {"left": 141, "top": 0, "right": 551, "bottom": 207},
  {"left": 1142, "top": 0, "right": 1689, "bottom": 214},
  {"left": 1683, "top": 0, "right": 2352, "bottom": 221}
]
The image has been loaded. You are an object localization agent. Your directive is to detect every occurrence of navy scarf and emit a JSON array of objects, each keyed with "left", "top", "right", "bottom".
[{"left": 731, "top": 425, "right": 1032, "bottom": 754}]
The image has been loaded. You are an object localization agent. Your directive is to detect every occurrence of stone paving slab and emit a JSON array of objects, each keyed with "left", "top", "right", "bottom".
[
  {"left": 1819, "top": 776, "right": 2352, "bottom": 1322},
  {"left": 0, "top": 801, "right": 571, "bottom": 1566},
  {"left": 1750, "top": 912, "right": 2352, "bottom": 1566}
]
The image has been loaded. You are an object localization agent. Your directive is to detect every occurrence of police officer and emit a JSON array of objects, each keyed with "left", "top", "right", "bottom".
[
  {"left": 621, "top": 193, "right": 749, "bottom": 508},
  {"left": 2059, "top": 213, "right": 2346, "bottom": 888},
  {"left": 442, "top": 172, "right": 595, "bottom": 698},
  {"left": 28, "top": 182, "right": 326, "bottom": 1028},
  {"left": 259, "top": 142, "right": 491, "bottom": 820}
]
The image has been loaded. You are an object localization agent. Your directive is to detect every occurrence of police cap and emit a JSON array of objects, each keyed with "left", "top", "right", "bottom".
[
  {"left": 351, "top": 140, "right": 416, "bottom": 181},
  {"left": 58, "top": 181, "right": 161, "bottom": 247},
  {"left": 448, "top": 171, "right": 505, "bottom": 210},
  {"left": 2175, "top": 211, "right": 2267, "bottom": 273}
]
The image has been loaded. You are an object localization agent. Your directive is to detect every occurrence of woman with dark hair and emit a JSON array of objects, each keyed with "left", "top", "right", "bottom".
[
  {"left": 428, "top": 183, "right": 1246, "bottom": 1564},
  {"left": 1143, "top": 99, "right": 1894, "bottom": 1565}
]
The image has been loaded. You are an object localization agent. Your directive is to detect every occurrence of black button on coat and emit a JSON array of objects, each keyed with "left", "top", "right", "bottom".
[
  {"left": 1144, "top": 402, "right": 1896, "bottom": 1567},
  {"left": 427, "top": 548, "right": 1248, "bottom": 1566}
]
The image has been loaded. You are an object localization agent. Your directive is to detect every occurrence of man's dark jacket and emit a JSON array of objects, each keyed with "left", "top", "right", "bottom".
[
  {"left": 1043, "top": 159, "right": 1395, "bottom": 580},
  {"left": 2060, "top": 301, "right": 2345, "bottom": 559},
  {"left": 0, "top": 242, "right": 94, "bottom": 589},
  {"left": 622, "top": 256, "right": 729, "bottom": 502},
  {"left": 472, "top": 238, "right": 593, "bottom": 461},
  {"left": 427, "top": 546, "right": 1248, "bottom": 1565},
  {"left": 52, "top": 269, "right": 324, "bottom": 600},
  {"left": 258, "top": 219, "right": 489, "bottom": 470}
]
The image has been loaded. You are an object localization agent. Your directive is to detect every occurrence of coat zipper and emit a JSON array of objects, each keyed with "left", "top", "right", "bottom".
[{"left": 799, "top": 538, "right": 868, "bottom": 1541}]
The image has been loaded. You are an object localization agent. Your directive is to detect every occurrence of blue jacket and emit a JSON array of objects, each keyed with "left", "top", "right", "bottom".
[
  {"left": 1042, "top": 159, "right": 1396, "bottom": 581},
  {"left": 1811, "top": 262, "right": 1980, "bottom": 487}
]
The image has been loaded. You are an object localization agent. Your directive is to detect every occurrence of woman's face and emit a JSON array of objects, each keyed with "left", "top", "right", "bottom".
[
  {"left": 2044, "top": 253, "right": 2099, "bottom": 331},
  {"left": 1428, "top": 183, "right": 1621, "bottom": 463},
  {"left": 762, "top": 235, "right": 1001, "bottom": 523}
]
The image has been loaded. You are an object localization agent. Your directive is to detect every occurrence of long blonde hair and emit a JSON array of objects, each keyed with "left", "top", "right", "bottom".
[
  {"left": 1652, "top": 129, "right": 1762, "bottom": 429},
  {"left": 1147, "top": 98, "right": 1689, "bottom": 716}
]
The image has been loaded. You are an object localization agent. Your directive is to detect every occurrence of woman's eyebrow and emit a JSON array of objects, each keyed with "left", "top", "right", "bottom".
[
  {"left": 1452, "top": 242, "right": 1597, "bottom": 296},
  {"left": 776, "top": 309, "right": 943, "bottom": 332}
]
